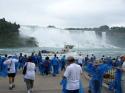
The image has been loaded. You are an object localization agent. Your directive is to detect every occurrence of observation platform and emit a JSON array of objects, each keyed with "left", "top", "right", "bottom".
[{"left": 0, "top": 72, "right": 113, "bottom": 93}]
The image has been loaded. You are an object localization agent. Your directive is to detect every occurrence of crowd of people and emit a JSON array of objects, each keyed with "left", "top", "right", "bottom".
[{"left": 0, "top": 51, "right": 125, "bottom": 93}]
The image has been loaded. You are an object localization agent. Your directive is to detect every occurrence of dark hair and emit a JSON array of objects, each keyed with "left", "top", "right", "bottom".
[
  {"left": 28, "top": 56, "right": 32, "bottom": 62},
  {"left": 54, "top": 54, "right": 57, "bottom": 57},
  {"left": 20, "top": 53, "right": 22, "bottom": 56},
  {"left": 67, "top": 56, "right": 75, "bottom": 63},
  {"left": 45, "top": 56, "right": 49, "bottom": 60},
  {"left": 5, "top": 54, "right": 7, "bottom": 57}
]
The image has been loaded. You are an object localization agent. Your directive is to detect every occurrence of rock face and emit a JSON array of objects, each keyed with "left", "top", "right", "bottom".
[
  {"left": 106, "top": 31, "right": 125, "bottom": 48},
  {"left": 0, "top": 18, "right": 38, "bottom": 48},
  {"left": 96, "top": 31, "right": 125, "bottom": 48}
]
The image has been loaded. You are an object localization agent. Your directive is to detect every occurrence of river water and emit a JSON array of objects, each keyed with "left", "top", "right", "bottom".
[{"left": 0, "top": 47, "right": 125, "bottom": 58}]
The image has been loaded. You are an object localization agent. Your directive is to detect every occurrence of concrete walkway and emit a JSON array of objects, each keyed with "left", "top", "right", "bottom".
[{"left": 0, "top": 72, "right": 112, "bottom": 93}]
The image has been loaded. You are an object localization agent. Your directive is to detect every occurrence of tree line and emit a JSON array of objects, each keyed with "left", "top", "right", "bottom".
[
  {"left": 0, "top": 18, "right": 20, "bottom": 32},
  {"left": 65, "top": 25, "right": 125, "bottom": 32},
  {"left": 0, "top": 18, "right": 37, "bottom": 48}
]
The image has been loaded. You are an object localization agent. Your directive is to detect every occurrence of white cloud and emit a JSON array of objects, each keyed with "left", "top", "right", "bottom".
[{"left": 0, "top": 0, "right": 125, "bottom": 27}]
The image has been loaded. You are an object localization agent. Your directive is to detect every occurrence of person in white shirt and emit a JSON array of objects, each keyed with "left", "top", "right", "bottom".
[
  {"left": 23, "top": 56, "right": 36, "bottom": 93},
  {"left": 4, "top": 56, "right": 18, "bottom": 90},
  {"left": 63, "top": 56, "right": 82, "bottom": 93},
  {"left": 77, "top": 54, "right": 83, "bottom": 67}
]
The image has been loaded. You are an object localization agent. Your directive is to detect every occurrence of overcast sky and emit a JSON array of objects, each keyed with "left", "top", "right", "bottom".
[{"left": 0, "top": 0, "right": 125, "bottom": 28}]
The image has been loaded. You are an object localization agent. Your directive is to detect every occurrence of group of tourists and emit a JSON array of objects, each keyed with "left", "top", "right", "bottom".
[
  {"left": 0, "top": 51, "right": 125, "bottom": 93},
  {"left": 0, "top": 52, "right": 67, "bottom": 93}
]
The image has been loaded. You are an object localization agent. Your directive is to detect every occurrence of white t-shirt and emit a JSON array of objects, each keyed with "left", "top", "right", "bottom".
[
  {"left": 77, "top": 56, "right": 83, "bottom": 64},
  {"left": 24, "top": 62, "right": 35, "bottom": 80},
  {"left": 122, "top": 62, "right": 125, "bottom": 80},
  {"left": 4, "top": 58, "right": 18, "bottom": 73},
  {"left": 64, "top": 63, "right": 82, "bottom": 90}
]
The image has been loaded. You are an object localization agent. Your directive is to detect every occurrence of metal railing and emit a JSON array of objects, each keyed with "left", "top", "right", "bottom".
[{"left": 103, "top": 68, "right": 116, "bottom": 85}]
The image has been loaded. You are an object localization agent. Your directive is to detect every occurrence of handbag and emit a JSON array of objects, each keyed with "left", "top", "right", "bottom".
[{"left": 23, "top": 63, "right": 27, "bottom": 75}]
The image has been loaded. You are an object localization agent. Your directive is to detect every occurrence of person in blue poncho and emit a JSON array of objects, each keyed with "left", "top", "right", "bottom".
[
  {"left": 24, "top": 54, "right": 28, "bottom": 64},
  {"left": 43, "top": 56, "right": 50, "bottom": 75},
  {"left": 101, "top": 55, "right": 105, "bottom": 62},
  {"left": 0, "top": 56, "right": 2, "bottom": 71},
  {"left": 57, "top": 57, "right": 61, "bottom": 74},
  {"left": 37, "top": 51, "right": 42, "bottom": 65},
  {"left": 105, "top": 56, "right": 113, "bottom": 66},
  {"left": 117, "top": 56, "right": 125, "bottom": 93},
  {"left": 84, "top": 55, "right": 89, "bottom": 66},
  {"left": 31, "top": 52, "right": 36, "bottom": 64},
  {"left": 51, "top": 54, "right": 59, "bottom": 76},
  {"left": 34, "top": 54, "right": 39, "bottom": 66},
  {"left": 19, "top": 53, "right": 24, "bottom": 70},
  {"left": 61, "top": 55, "right": 66, "bottom": 71},
  {"left": 2, "top": 54, "right": 8, "bottom": 63},
  {"left": 63, "top": 56, "right": 83, "bottom": 93},
  {"left": 0, "top": 54, "right": 8, "bottom": 77},
  {"left": 85, "top": 55, "right": 89, "bottom": 63},
  {"left": 103, "top": 56, "right": 123, "bottom": 93},
  {"left": 39, "top": 60, "right": 44, "bottom": 75},
  {"left": 86, "top": 60, "right": 111, "bottom": 93},
  {"left": 37, "top": 52, "right": 43, "bottom": 74},
  {"left": 116, "top": 56, "right": 123, "bottom": 67},
  {"left": 90, "top": 54, "right": 96, "bottom": 63},
  {"left": 113, "top": 67, "right": 122, "bottom": 93}
]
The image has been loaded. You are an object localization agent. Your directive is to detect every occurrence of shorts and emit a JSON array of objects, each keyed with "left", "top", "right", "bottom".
[
  {"left": 8, "top": 73, "right": 16, "bottom": 77},
  {"left": 66, "top": 89, "right": 79, "bottom": 93}
]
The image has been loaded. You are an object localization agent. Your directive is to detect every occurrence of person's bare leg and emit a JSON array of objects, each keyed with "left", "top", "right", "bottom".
[
  {"left": 12, "top": 77, "right": 15, "bottom": 88},
  {"left": 9, "top": 77, "right": 13, "bottom": 89}
]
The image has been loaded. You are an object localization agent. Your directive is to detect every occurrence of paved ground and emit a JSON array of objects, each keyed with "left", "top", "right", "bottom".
[{"left": 0, "top": 72, "right": 113, "bottom": 93}]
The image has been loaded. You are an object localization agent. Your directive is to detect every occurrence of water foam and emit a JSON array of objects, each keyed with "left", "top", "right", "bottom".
[{"left": 19, "top": 26, "right": 117, "bottom": 48}]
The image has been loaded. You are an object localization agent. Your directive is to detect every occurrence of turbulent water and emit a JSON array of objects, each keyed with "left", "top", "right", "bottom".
[{"left": 19, "top": 26, "right": 116, "bottom": 48}]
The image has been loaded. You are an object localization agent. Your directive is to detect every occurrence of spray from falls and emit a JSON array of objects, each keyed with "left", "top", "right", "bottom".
[
  {"left": 102, "top": 32, "right": 106, "bottom": 45},
  {"left": 19, "top": 26, "right": 116, "bottom": 48}
]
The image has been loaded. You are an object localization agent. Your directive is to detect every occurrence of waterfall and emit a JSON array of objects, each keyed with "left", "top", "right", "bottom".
[
  {"left": 20, "top": 26, "right": 75, "bottom": 48},
  {"left": 102, "top": 32, "right": 106, "bottom": 45},
  {"left": 19, "top": 26, "right": 116, "bottom": 48}
]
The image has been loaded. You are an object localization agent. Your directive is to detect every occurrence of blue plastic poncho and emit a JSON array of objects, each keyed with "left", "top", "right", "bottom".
[
  {"left": 86, "top": 63, "right": 112, "bottom": 93},
  {"left": 0, "top": 63, "right": 8, "bottom": 77},
  {"left": 51, "top": 57, "right": 59, "bottom": 76},
  {"left": 60, "top": 78, "right": 84, "bottom": 93},
  {"left": 114, "top": 69, "right": 122, "bottom": 93},
  {"left": 108, "top": 68, "right": 122, "bottom": 93}
]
